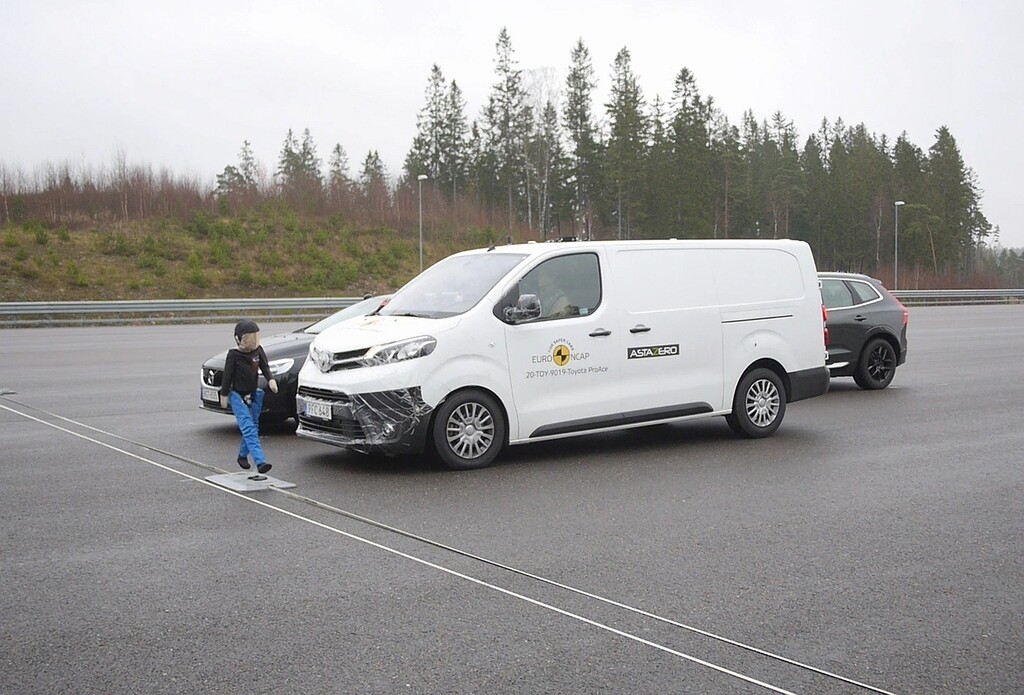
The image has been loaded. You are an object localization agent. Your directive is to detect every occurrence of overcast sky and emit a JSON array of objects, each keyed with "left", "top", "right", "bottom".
[{"left": 2, "top": 0, "right": 1020, "bottom": 247}]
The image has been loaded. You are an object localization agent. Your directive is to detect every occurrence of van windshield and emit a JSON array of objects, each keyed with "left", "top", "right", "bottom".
[{"left": 377, "top": 252, "right": 527, "bottom": 319}]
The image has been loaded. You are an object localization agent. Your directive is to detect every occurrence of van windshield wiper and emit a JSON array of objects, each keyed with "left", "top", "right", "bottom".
[{"left": 388, "top": 311, "right": 433, "bottom": 318}]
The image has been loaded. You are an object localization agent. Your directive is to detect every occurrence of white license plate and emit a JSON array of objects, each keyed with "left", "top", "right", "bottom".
[
  {"left": 202, "top": 387, "right": 219, "bottom": 402},
  {"left": 305, "top": 401, "right": 332, "bottom": 420}
]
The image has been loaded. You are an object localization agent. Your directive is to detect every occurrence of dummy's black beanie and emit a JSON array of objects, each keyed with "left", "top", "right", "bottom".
[{"left": 234, "top": 319, "right": 260, "bottom": 340}]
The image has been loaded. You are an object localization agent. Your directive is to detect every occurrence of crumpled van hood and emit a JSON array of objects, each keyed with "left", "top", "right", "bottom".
[{"left": 311, "top": 315, "right": 456, "bottom": 353}]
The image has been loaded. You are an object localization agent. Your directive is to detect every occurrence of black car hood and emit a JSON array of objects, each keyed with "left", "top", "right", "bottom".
[{"left": 203, "top": 331, "right": 315, "bottom": 369}]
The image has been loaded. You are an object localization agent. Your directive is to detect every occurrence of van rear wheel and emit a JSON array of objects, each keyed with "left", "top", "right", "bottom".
[
  {"left": 432, "top": 389, "right": 506, "bottom": 470},
  {"left": 725, "top": 368, "right": 786, "bottom": 438}
]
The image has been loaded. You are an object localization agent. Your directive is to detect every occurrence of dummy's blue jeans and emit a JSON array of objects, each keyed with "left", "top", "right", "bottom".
[{"left": 229, "top": 389, "right": 265, "bottom": 466}]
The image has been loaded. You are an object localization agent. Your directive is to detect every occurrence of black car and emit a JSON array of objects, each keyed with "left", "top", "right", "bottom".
[
  {"left": 819, "top": 272, "right": 908, "bottom": 389},
  {"left": 199, "top": 295, "right": 388, "bottom": 423}
]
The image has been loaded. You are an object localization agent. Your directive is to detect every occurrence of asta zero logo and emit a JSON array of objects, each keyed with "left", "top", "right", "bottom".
[
  {"left": 531, "top": 338, "right": 590, "bottom": 367},
  {"left": 627, "top": 344, "right": 680, "bottom": 359}
]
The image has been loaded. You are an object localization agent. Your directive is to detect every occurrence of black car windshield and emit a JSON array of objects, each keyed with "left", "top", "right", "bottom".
[
  {"left": 376, "top": 252, "right": 527, "bottom": 319},
  {"left": 303, "top": 295, "right": 388, "bottom": 334}
]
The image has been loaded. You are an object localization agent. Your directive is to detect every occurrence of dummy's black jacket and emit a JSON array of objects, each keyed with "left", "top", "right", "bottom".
[{"left": 220, "top": 346, "right": 273, "bottom": 397}]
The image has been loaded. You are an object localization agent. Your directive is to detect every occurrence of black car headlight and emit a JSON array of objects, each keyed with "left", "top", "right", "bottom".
[{"left": 267, "top": 358, "right": 295, "bottom": 376}]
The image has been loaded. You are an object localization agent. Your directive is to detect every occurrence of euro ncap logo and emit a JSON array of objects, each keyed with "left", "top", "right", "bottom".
[{"left": 552, "top": 343, "right": 571, "bottom": 367}]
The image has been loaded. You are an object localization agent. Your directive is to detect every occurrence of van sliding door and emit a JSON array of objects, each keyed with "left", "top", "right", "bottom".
[{"left": 612, "top": 248, "right": 724, "bottom": 416}]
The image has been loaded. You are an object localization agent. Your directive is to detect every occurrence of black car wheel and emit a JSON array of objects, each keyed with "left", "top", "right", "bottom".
[
  {"left": 854, "top": 337, "right": 897, "bottom": 390},
  {"left": 431, "top": 389, "right": 506, "bottom": 470},
  {"left": 725, "top": 368, "right": 786, "bottom": 438}
]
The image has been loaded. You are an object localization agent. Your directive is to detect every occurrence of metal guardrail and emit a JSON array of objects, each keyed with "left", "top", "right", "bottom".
[
  {"left": 0, "top": 297, "right": 363, "bottom": 327},
  {"left": 891, "top": 289, "right": 1024, "bottom": 305},
  {"left": 0, "top": 290, "right": 1021, "bottom": 327}
]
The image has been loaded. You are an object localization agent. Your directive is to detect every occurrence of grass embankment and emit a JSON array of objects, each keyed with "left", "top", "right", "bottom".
[{"left": 1, "top": 207, "right": 496, "bottom": 302}]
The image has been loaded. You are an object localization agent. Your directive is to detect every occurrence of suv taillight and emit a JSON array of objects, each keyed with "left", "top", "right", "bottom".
[
  {"left": 885, "top": 288, "right": 909, "bottom": 327},
  {"left": 822, "top": 304, "right": 830, "bottom": 346}
]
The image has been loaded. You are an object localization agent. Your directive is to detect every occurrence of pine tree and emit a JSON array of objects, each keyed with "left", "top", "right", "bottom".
[
  {"left": 359, "top": 150, "right": 390, "bottom": 218},
  {"left": 709, "top": 111, "right": 745, "bottom": 239},
  {"left": 238, "top": 140, "right": 260, "bottom": 189},
  {"left": 891, "top": 132, "right": 928, "bottom": 276},
  {"left": 738, "top": 110, "right": 765, "bottom": 239},
  {"left": 276, "top": 128, "right": 323, "bottom": 211},
  {"left": 214, "top": 165, "right": 246, "bottom": 199},
  {"left": 764, "top": 111, "right": 803, "bottom": 240},
  {"left": 562, "top": 38, "right": 600, "bottom": 239},
  {"left": 298, "top": 129, "right": 323, "bottom": 187},
  {"left": 440, "top": 80, "right": 469, "bottom": 200},
  {"left": 277, "top": 129, "right": 302, "bottom": 187},
  {"left": 404, "top": 65, "right": 448, "bottom": 183},
  {"left": 604, "top": 47, "right": 647, "bottom": 240},
  {"left": 214, "top": 140, "right": 261, "bottom": 208},
  {"left": 927, "top": 126, "right": 989, "bottom": 275},
  {"left": 465, "top": 120, "right": 492, "bottom": 203},
  {"left": 824, "top": 125, "right": 857, "bottom": 267},
  {"left": 479, "top": 28, "right": 532, "bottom": 232},
  {"left": 643, "top": 96, "right": 674, "bottom": 236},
  {"left": 668, "top": 68, "right": 714, "bottom": 237},
  {"left": 797, "top": 130, "right": 828, "bottom": 261},
  {"left": 528, "top": 100, "right": 569, "bottom": 238},
  {"left": 327, "top": 143, "right": 352, "bottom": 209}
]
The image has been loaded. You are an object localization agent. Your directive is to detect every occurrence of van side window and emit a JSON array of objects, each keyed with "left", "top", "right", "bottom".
[{"left": 520, "top": 253, "right": 601, "bottom": 319}]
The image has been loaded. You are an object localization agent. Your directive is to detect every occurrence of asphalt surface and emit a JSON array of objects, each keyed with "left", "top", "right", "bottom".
[{"left": 1, "top": 306, "right": 1022, "bottom": 694}]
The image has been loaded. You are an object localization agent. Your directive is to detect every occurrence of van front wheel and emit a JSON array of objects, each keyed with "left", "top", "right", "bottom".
[
  {"left": 432, "top": 389, "right": 506, "bottom": 470},
  {"left": 725, "top": 368, "right": 786, "bottom": 438}
]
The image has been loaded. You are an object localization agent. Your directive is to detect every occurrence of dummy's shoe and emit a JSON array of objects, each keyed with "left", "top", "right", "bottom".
[
  {"left": 257, "top": 463, "right": 272, "bottom": 474},
  {"left": 237, "top": 456, "right": 251, "bottom": 470}
]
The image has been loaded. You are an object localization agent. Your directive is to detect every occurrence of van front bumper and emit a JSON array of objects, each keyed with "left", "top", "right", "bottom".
[
  {"left": 788, "top": 366, "right": 830, "bottom": 402},
  {"left": 295, "top": 386, "right": 433, "bottom": 455}
]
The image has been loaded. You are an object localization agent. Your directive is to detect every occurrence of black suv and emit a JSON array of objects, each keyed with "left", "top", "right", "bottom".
[{"left": 819, "top": 272, "right": 908, "bottom": 389}]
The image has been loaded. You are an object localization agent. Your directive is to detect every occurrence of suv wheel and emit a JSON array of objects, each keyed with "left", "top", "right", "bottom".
[{"left": 854, "top": 337, "right": 897, "bottom": 390}]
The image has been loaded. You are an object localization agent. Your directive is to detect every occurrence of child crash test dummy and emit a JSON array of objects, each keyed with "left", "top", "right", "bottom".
[{"left": 219, "top": 320, "right": 278, "bottom": 480}]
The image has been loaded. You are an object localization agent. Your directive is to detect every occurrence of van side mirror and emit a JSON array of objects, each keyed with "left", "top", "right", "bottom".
[{"left": 504, "top": 294, "right": 541, "bottom": 323}]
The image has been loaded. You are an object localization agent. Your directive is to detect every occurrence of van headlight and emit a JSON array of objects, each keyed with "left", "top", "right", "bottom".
[
  {"left": 267, "top": 358, "right": 295, "bottom": 375},
  {"left": 360, "top": 336, "right": 436, "bottom": 366}
]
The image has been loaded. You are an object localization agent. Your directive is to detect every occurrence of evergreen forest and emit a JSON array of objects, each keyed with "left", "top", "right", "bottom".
[{"left": 2, "top": 29, "right": 1022, "bottom": 301}]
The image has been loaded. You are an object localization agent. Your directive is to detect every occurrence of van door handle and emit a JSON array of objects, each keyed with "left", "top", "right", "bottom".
[
  {"left": 589, "top": 328, "right": 611, "bottom": 337},
  {"left": 854, "top": 315, "right": 867, "bottom": 322},
  {"left": 630, "top": 325, "right": 651, "bottom": 334}
]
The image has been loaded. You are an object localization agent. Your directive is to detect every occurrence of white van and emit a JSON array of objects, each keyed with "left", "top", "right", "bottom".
[{"left": 296, "top": 239, "right": 829, "bottom": 469}]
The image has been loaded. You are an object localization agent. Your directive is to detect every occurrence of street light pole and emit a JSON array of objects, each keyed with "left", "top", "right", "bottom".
[
  {"left": 417, "top": 174, "right": 428, "bottom": 273},
  {"left": 894, "top": 200, "right": 905, "bottom": 290}
]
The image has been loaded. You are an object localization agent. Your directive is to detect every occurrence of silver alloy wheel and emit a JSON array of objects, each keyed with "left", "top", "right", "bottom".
[
  {"left": 445, "top": 401, "right": 495, "bottom": 459},
  {"left": 744, "top": 378, "right": 781, "bottom": 427}
]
